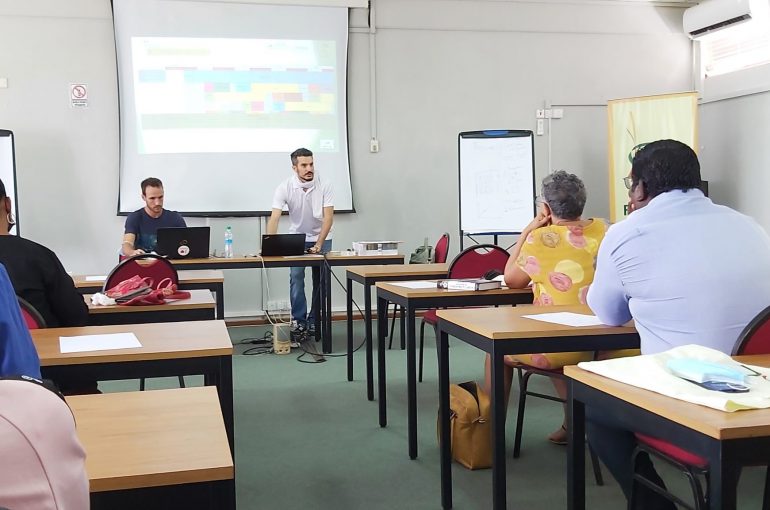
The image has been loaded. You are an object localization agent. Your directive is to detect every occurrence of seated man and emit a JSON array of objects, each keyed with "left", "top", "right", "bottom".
[
  {"left": 586, "top": 139, "right": 770, "bottom": 510},
  {"left": 0, "top": 263, "right": 40, "bottom": 379},
  {"left": 122, "top": 177, "right": 186, "bottom": 256},
  {"left": 0, "top": 179, "right": 88, "bottom": 328},
  {"left": 0, "top": 376, "right": 88, "bottom": 509}
]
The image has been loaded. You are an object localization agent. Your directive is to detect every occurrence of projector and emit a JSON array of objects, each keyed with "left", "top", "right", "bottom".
[{"left": 352, "top": 241, "right": 402, "bottom": 256}]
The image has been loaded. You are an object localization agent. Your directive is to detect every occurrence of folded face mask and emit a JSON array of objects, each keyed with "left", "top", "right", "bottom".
[{"left": 667, "top": 358, "right": 749, "bottom": 386}]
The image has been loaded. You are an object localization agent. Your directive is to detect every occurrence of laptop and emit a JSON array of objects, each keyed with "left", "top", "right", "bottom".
[
  {"left": 261, "top": 233, "right": 306, "bottom": 256},
  {"left": 155, "top": 226, "right": 211, "bottom": 259}
]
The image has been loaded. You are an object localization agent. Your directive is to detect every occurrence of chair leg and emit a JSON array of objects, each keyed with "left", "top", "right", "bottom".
[
  {"left": 418, "top": 320, "right": 426, "bottom": 382},
  {"left": 588, "top": 442, "right": 604, "bottom": 486},
  {"left": 513, "top": 368, "right": 532, "bottom": 458},
  {"left": 178, "top": 375, "right": 186, "bottom": 388},
  {"left": 388, "top": 303, "right": 397, "bottom": 349},
  {"left": 139, "top": 377, "right": 146, "bottom": 391}
]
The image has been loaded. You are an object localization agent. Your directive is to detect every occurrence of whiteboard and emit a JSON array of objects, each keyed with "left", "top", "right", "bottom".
[
  {"left": 459, "top": 131, "right": 535, "bottom": 234},
  {"left": 0, "top": 130, "right": 19, "bottom": 235}
]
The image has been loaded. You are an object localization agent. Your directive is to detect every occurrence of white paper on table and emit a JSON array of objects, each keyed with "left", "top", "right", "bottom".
[
  {"left": 84, "top": 275, "right": 107, "bottom": 281},
  {"left": 522, "top": 312, "right": 604, "bottom": 327},
  {"left": 59, "top": 333, "right": 142, "bottom": 353},
  {"left": 390, "top": 281, "right": 438, "bottom": 289}
]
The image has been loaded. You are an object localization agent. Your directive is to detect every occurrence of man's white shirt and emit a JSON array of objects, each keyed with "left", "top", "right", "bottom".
[{"left": 272, "top": 174, "right": 334, "bottom": 242}]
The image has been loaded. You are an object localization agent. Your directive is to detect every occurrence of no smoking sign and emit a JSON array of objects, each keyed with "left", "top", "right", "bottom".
[{"left": 70, "top": 83, "right": 88, "bottom": 107}]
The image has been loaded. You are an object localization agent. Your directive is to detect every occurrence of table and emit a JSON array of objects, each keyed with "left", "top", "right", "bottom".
[
  {"left": 376, "top": 281, "right": 534, "bottom": 459},
  {"left": 565, "top": 354, "right": 770, "bottom": 510},
  {"left": 170, "top": 254, "right": 404, "bottom": 352},
  {"left": 436, "top": 305, "right": 639, "bottom": 510},
  {"left": 74, "top": 270, "right": 225, "bottom": 320},
  {"left": 345, "top": 263, "right": 449, "bottom": 391},
  {"left": 34, "top": 320, "right": 234, "bottom": 453},
  {"left": 68, "top": 387, "right": 234, "bottom": 510},
  {"left": 85, "top": 289, "right": 216, "bottom": 326}
]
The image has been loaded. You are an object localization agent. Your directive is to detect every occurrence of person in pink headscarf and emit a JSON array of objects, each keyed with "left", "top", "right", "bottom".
[{"left": 0, "top": 376, "right": 88, "bottom": 510}]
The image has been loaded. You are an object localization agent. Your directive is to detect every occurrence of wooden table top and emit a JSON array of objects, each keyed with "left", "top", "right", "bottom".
[
  {"left": 73, "top": 270, "right": 224, "bottom": 288},
  {"left": 85, "top": 289, "right": 215, "bottom": 314},
  {"left": 376, "top": 281, "right": 533, "bottom": 301},
  {"left": 33, "top": 320, "right": 232, "bottom": 365},
  {"left": 67, "top": 386, "right": 234, "bottom": 492},
  {"left": 346, "top": 263, "right": 449, "bottom": 278},
  {"left": 436, "top": 304, "right": 635, "bottom": 340},
  {"left": 565, "top": 354, "right": 770, "bottom": 441},
  {"left": 168, "top": 253, "right": 404, "bottom": 266}
]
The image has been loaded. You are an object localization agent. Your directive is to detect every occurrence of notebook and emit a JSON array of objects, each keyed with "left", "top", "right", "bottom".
[
  {"left": 155, "top": 226, "right": 210, "bottom": 259},
  {"left": 261, "top": 234, "right": 306, "bottom": 256}
]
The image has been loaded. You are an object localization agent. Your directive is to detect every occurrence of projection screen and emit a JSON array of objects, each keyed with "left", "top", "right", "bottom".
[{"left": 113, "top": 0, "right": 353, "bottom": 215}]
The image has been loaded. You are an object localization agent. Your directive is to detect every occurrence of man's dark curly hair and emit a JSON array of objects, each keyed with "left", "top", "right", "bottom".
[{"left": 630, "top": 139, "right": 701, "bottom": 198}]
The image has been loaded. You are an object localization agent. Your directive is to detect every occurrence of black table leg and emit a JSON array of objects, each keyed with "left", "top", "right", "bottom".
[
  {"left": 347, "top": 276, "right": 354, "bottom": 381},
  {"left": 567, "top": 382, "right": 585, "bottom": 510},
  {"left": 491, "top": 350, "right": 507, "bottom": 510},
  {"left": 214, "top": 282, "right": 225, "bottom": 320},
  {"left": 400, "top": 305, "right": 406, "bottom": 350},
  {"left": 377, "top": 294, "right": 388, "bottom": 427},
  {"left": 365, "top": 284, "right": 374, "bottom": 401},
  {"left": 709, "top": 447, "right": 739, "bottom": 510},
  {"left": 406, "top": 303, "right": 418, "bottom": 459},
  {"left": 325, "top": 263, "right": 332, "bottom": 352},
  {"left": 312, "top": 266, "right": 324, "bottom": 351},
  {"left": 438, "top": 327, "right": 452, "bottom": 509}
]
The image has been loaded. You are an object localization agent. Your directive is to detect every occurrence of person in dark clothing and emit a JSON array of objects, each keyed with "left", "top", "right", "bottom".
[{"left": 0, "top": 179, "right": 88, "bottom": 328}]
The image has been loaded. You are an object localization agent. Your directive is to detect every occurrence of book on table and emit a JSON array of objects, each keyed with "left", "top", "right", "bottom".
[{"left": 436, "top": 279, "right": 502, "bottom": 291}]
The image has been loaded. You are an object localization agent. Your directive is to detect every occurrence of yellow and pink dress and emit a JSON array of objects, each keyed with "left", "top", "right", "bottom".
[{"left": 507, "top": 219, "right": 635, "bottom": 368}]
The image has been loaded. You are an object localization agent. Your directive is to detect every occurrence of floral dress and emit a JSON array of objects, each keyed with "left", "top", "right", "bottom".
[{"left": 506, "top": 219, "right": 617, "bottom": 368}]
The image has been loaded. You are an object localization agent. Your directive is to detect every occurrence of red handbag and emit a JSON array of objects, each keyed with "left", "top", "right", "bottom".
[
  {"left": 118, "top": 278, "right": 191, "bottom": 306},
  {"left": 105, "top": 275, "right": 153, "bottom": 302}
]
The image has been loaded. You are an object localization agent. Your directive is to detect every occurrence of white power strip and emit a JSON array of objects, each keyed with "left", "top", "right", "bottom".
[{"left": 273, "top": 323, "right": 291, "bottom": 354}]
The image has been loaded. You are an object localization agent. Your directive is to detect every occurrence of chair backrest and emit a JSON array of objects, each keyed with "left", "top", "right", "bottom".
[
  {"left": 447, "top": 244, "right": 509, "bottom": 279},
  {"left": 434, "top": 233, "right": 450, "bottom": 264},
  {"left": 103, "top": 253, "right": 179, "bottom": 293},
  {"left": 732, "top": 305, "right": 770, "bottom": 355},
  {"left": 17, "top": 296, "right": 46, "bottom": 330}
]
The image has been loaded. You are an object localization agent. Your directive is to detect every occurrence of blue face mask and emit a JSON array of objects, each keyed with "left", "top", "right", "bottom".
[{"left": 667, "top": 358, "right": 749, "bottom": 386}]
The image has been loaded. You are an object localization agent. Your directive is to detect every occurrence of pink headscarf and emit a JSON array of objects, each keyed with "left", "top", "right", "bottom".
[{"left": 0, "top": 379, "right": 89, "bottom": 509}]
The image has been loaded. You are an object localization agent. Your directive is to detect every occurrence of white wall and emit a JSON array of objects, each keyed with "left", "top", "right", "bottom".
[
  {"left": 699, "top": 91, "right": 770, "bottom": 230},
  {"left": 0, "top": 0, "right": 694, "bottom": 317}
]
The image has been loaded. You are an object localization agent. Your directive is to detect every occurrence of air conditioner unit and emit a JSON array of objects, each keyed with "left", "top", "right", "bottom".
[{"left": 683, "top": 0, "right": 753, "bottom": 39}]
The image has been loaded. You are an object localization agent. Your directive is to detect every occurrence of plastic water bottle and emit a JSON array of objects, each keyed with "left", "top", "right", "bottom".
[{"left": 224, "top": 226, "right": 234, "bottom": 258}]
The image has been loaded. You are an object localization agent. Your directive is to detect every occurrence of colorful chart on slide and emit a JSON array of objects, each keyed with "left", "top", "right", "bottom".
[{"left": 131, "top": 37, "right": 339, "bottom": 154}]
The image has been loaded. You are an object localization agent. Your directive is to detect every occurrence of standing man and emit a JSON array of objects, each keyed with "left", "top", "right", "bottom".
[
  {"left": 586, "top": 139, "right": 770, "bottom": 510},
  {"left": 267, "top": 148, "right": 334, "bottom": 340},
  {"left": 122, "top": 177, "right": 186, "bottom": 256}
]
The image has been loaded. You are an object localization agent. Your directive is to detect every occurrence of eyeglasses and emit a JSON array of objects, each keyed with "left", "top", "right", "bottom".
[{"left": 623, "top": 176, "right": 634, "bottom": 190}]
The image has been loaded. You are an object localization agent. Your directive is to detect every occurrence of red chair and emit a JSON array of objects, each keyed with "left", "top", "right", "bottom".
[
  {"left": 629, "top": 305, "right": 770, "bottom": 510},
  {"left": 388, "top": 233, "right": 451, "bottom": 349},
  {"left": 104, "top": 254, "right": 184, "bottom": 390},
  {"left": 418, "top": 243, "right": 508, "bottom": 382},
  {"left": 104, "top": 253, "right": 179, "bottom": 292},
  {"left": 18, "top": 296, "right": 46, "bottom": 329}
]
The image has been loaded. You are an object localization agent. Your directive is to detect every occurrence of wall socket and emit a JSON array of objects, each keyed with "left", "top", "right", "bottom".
[{"left": 370, "top": 138, "right": 379, "bottom": 153}]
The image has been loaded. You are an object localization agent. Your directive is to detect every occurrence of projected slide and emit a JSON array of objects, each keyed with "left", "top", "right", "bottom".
[{"left": 131, "top": 37, "right": 339, "bottom": 154}]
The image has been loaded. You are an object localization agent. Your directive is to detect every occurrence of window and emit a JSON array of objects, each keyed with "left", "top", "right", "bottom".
[{"left": 698, "top": 3, "right": 770, "bottom": 101}]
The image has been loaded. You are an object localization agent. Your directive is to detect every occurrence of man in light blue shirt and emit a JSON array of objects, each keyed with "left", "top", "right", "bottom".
[{"left": 585, "top": 139, "right": 770, "bottom": 510}]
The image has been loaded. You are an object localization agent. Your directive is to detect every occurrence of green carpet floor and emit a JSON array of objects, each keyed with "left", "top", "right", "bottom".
[{"left": 104, "top": 320, "right": 768, "bottom": 509}]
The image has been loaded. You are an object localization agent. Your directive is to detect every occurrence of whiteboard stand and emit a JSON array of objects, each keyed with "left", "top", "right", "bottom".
[{"left": 458, "top": 130, "right": 535, "bottom": 251}]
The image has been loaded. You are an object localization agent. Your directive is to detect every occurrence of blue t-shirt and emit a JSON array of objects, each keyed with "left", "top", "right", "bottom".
[
  {"left": 0, "top": 263, "right": 41, "bottom": 378},
  {"left": 124, "top": 208, "right": 186, "bottom": 252}
]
